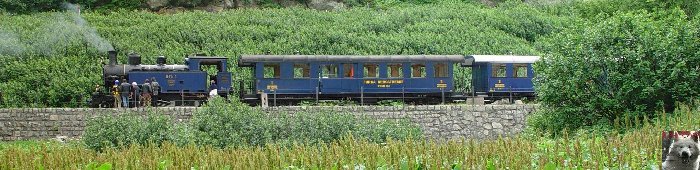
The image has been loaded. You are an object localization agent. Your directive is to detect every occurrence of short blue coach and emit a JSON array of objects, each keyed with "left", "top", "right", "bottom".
[{"left": 464, "top": 55, "right": 540, "bottom": 97}]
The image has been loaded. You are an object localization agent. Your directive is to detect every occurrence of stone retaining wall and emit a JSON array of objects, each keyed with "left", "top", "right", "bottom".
[{"left": 0, "top": 105, "right": 537, "bottom": 141}]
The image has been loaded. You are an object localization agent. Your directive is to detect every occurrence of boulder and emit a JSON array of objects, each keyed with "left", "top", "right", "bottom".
[
  {"left": 147, "top": 0, "right": 168, "bottom": 10},
  {"left": 309, "top": 0, "right": 345, "bottom": 11}
]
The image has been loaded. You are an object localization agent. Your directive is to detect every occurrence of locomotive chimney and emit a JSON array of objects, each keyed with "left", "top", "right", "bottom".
[
  {"left": 108, "top": 50, "right": 117, "bottom": 65},
  {"left": 128, "top": 53, "right": 141, "bottom": 65},
  {"left": 156, "top": 56, "right": 166, "bottom": 65}
]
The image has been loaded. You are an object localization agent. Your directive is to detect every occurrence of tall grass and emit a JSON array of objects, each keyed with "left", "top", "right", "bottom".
[{"left": 2, "top": 104, "right": 698, "bottom": 169}]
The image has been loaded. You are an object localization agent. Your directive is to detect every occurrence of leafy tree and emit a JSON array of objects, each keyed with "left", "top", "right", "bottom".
[{"left": 530, "top": 9, "right": 700, "bottom": 134}]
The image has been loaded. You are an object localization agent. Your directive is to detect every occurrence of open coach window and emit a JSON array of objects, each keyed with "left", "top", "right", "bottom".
[
  {"left": 411, "top": 63, "right": 425, "bottom": 78},
  {"left": 264, "top": 63, "right": 280, "bottom": 78},
  {"left": 343, "top": 64, "right": 354, "bottom": 78},
  {"left": 513, "top": 64, "right": 528, "bottom": 78},
  {"left": 388, "top": 63, "right": 402, "bottom": 78},
  {"left": 294, "top": 63, "right": 310, "bottom": 78},
  {"left": 491, "top": 64, "right": 506, "bottom": 77},
  {"left": 321, "top": 64, "right": 338, "bottom": 78},
  {"left": 364, "top": 63, "right": 378, "bottom": 78},
  {"left": 434, "top": 63, "right": 448, "bottom": 78}
]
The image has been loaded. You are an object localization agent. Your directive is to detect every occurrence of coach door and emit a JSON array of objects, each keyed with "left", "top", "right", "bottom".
[
  {"left": 340, "top": 63, "right": 359, "bottom": 93},
  {"left": 318, "top": 63, "right": 342, "bottom": 93}
]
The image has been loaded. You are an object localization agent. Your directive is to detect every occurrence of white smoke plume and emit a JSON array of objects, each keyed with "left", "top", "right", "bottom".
[
  {"left": 0, "top": 29, "right": 25, "bottom": 56},
  {"left": 0, "top": 3, "right": 114, "bottom": 56},
  {"left": 61, "top": 3, "right": 114, "bottom": 52}
]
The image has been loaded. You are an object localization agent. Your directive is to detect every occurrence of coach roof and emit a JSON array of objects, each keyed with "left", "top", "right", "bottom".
[
  {"left": 238, "top": 55, "right": 466, "bottom": 66},
  {"left": 463, "top": 55, "right": 540, "bottom": 66}
]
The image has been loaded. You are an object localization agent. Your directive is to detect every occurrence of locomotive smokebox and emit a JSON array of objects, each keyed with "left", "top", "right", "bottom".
[
  {"left": 156, "top": 56, "right": 166, "bottom": 65},
  {"left": 128, "top": 53, "right": 141, "bottom": 65},
  {"left": 108, "top": 50, "right": 117, "bottom": 65}
]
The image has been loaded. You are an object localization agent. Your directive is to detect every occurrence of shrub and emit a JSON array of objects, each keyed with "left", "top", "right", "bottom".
[
  {"left": 188, "top": 97, "right": 273, "bottom": 148},
  {"left": 532, "top": 9, "right": 700, "bottom": 134},
  {"left": 82, "top": 111, "right": 173, "bottom": 151},
  {"left": 353, "top": 118, "right": 422, "bottom": 143},
  {"left": 377, "top": 100, "right": 404, "bottom": 106},
  {"left": 189, "top": 97, "right": 422, "bottom": 148}
]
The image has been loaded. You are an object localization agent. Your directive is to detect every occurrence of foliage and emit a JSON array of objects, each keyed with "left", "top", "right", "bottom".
[
  {"left": 0, "top": 2, "right": 564, "bottom": 107},
  {"left": 377, "top": 99, "right": 404, "bottom": 106},
  {"left": 570, "top": 0, "right": 700, "bottom": 20},
  {"left": 298, "top": 99, "right": 358, "bottom": 106},
  {"left": 0, "top": 0, "right": 482, "bottom": 13},
  {"left": 3, "top": 105, "right": 699, "bottom": 169},
  {"left": 531, "top": 9, "right": 700, "bottom": 134},
  {"left": 527, "top": 0, "right": 700, "bottom": 19},
  {"left": 188, "top": 97, "right": 421, "bottom": 148},
  {"left": 0, "top": 0, "right": 145, "bottom": 14},
  {"left": 81, "top": 97, "right": 421, "bottom": 150},
  {"left": 82, "top": 111, "right": 173, "bottom": 151}
]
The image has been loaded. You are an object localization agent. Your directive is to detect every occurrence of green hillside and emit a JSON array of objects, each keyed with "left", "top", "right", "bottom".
[{"left": 0, "top": 1, "right": 568, "bottom": 107}]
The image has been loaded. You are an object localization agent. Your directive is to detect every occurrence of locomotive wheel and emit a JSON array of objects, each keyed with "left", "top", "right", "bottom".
[{"left": 99, "top": 101, "right": 111, "bottom": 108}]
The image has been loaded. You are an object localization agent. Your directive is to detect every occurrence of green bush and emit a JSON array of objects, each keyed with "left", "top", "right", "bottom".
[
  {"left": 531, "top": 9, "right": 700, "bottom": 134},
  {"left": 82, "top": 98, "right": 422, "bottom": 150},
  {"left": 188, "top": 97, "right": 422, "bottom": 148},
  {"left": 377, "top": 100, "right": 404, "bottom": 106},
  {"left": 0, "top": 0, "right": 146, "bottom": 14},
  {"left": 82, "top": 111, "right": 173, "bottom": 151},
  {"left": 571, "top": 0, "right": 700, "bottom": 21}
]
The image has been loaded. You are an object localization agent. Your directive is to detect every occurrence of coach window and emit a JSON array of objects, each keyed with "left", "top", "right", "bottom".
[
  {"left": 321, "top": 64, "right": 338, "bottom": 78},
  {"left": 293, "top": 63, "right": 310, "bottom": 78},
  {"left": 411, "top": 63, "right": 425, "bottom": 78},
  {"left": 388, "top": 63, "right": 403, "bottom": 78},
  {"left": 343, "top": 64, "right": 355, "bottom": 78},
  {"left": 263, "top": 63, "right": 280, "bottom": 78},
  {"left": 492, "top": 64, "right": 506, "bottom": 77},
  {"left": 513, "top": 64, "right": 528, "bottom": 78},
  {"left": 434, "top": 63, "right": 448, "bottom": 78},
  {"left": 364, "top": 63, "right": 378, "bottom": 78}
]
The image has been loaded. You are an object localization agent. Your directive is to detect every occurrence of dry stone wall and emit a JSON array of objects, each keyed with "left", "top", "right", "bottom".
[
  {"left": 0, "top": 108, "right": 195, "bottom": 141},
  {"left": 0, "top": 105, "right": 537, "bottom": 141}
]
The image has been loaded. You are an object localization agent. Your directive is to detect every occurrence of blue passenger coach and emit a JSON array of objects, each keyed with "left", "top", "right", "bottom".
[
  {"left": 238, "top": 55, "right": 467, "bottom": 104},
  {"left": 464, "top": 55, "right": 539, "bottom": 98}
]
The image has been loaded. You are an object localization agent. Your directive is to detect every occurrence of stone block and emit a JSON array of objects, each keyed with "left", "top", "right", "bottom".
[
  {"left": 501, "top": 114, "right": 513, "bottom": 120},
  {"left": 452, "top": 124, "right": 461, "bottom": 130},
  {"left": 463, "top": 114, "right": 474, "bottom": 122},
  {"left": 492, "top": 122, "right": 503, "bottom": 129},
  {"left": 482, "top": 123, "right": 492, "bottom": 130}
]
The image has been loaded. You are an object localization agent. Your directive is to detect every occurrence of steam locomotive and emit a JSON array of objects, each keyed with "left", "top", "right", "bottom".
[{"left": 89, "top": 51, "right": 232, "bottom": 107}]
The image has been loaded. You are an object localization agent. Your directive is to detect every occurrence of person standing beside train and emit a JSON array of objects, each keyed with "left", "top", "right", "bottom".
[
  {"left": 150, "top": 78, "right": 160, "bottom": 107},
  {"left": 209, "top": 80, "right": 218, "bottom": 91},
  {"left": 131, "top": 82, "right": 141, "bottom": 108},
  {"left": 141, "top": 79, "right": 152, "bottom": 107},
  {"left": 209, "top": 80, "right": 218, "bottom": 98},
  {"left": 112, "top": 80, "right": 121, "bottom": 108},
  {"left": 119, "top": 79, "right": 131, "bottom": 108}
]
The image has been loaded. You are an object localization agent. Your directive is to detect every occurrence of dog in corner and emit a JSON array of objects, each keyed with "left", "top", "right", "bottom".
[{"left": 663, "top": 131, "right": 700, "bottom": 170}]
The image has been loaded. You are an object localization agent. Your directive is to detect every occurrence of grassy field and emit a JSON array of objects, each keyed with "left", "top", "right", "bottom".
[{"left": 1, "top": 104, "right": 697, "bottom": 169}]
